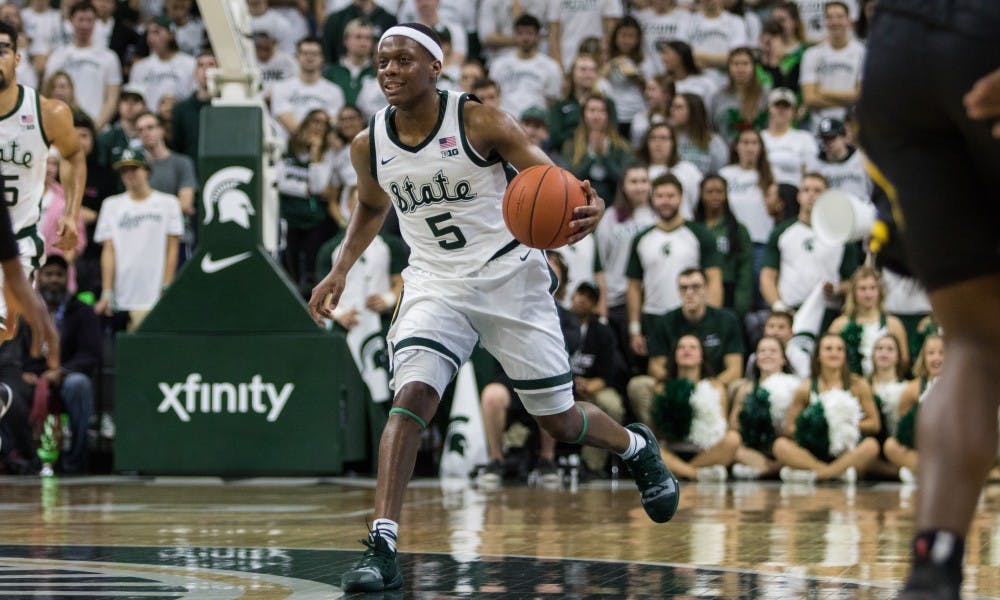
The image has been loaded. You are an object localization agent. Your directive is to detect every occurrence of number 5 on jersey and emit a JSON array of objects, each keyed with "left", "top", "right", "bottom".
[{"left": 425, "top": 212, "right": 466, "bottom": 250}]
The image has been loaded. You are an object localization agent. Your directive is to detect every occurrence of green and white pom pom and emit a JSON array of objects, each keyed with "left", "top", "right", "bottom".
[{"left": 653, "top": 379, "right": 726, "bottom": 450}]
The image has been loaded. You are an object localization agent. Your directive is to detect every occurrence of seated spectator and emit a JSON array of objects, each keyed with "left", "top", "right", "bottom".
[
  {"left": 670, "top": 92, "right": 729, "bottom": 174},
  {"left": 19, "top": 256, "right": 101, "bottom": 474},
  {"left": 729, "top": 335, "right": 801, "bottom": 479},
  {"left": 600, "top": 16, "right": 646, "bottom": 138},
  {"left": 164, "top": 0, "right": 204, "bottom": 57},
  {"left": 828, "top": 265, "right": 909, "bottom": 377},
  {"left": 799, "top": 1, "right": 864, "bottom": 129},
  {"left": 711, "top": 47, "right": 768, "bottom": 145},
  {"left": 719, "top": 128, "right": 779, "bottom": 292},
  {"left": 743, "top": 309, "right": 794, "bottom": 377},
  {"left": 883, "top": 334, "right": 944, "bottom": 484},
  {"left": 627, "top": 175, "right": 723, "bottom": 359},
  {"left": 277, "top": 109, "right": 338, "bottom": 297},
  {"left": 548, "top": 55, "right": 616, "bottom": 151},
  {"left": 255, "top": 31, "right": 298, "bottom": 100},
  {"left": 321, "top": 0, "right": 398, "bottom": 64},
  {"left": 694, "top": 175, "right": 753, "bottom": 317},
  {"left": 569, "top": 282, "right": 626, "bottom": 475},
  {"left": 270, "top": 37, "right": 346, "bottom": 136},
  {"left": 46, "top": 2, "right": 122, "bottom": 130},
  {"left": 648, "top": 268, "right": 744, "bottom": 386},
  {"left": 490, "top": 14, "right": 562, "bottom": 122},
  {"left": 457, "top": 60, "right": 485, "bottom": 94},
  {"left": 93, "top": 149, "right": 182, "bottom": 333},
  {"left": 807, "top": 117, "right": 872, "bottom": 202},
  {"left": 323, "top": 19, "right": 376, "bottom": 109},
  {"left": 171, "top": 49, "right": 216, "bottom": 165},
  {"left": 638, "top": 122, "right": 702, "bottom": 218},
  {"left": 760, "top": 173, "right": 860, "bottom": 324},
  {"left": 519, "top": 106, "right": 552, "bottom": 155},
  {"left": 40, "top": 151, "right": 87, "bottom": 293},
  {"left": 629, "top": 74, "right": 674, "bottom": 149},
  {"left": 757, "top": 19, "right": 803, "bottom": 94},
  {"left": 563, "top": 94, "right": 632, "bottom": 205},
  {"left": 595, "top": 164, "right": 657, "bottom": 361},
  {"left": 647, "top": 334, "right": 740, "bottom": 481},
  {"left": 774, "top": 333, "right": 880, "bottom": 483},
  {"left": 470, "top": 77, "right": 502, "bottom": 110},
  {"left": 657, "top": 41, "right": 720, "bottom": 105}
]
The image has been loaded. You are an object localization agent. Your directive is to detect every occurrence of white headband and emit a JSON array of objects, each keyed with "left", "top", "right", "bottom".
[{"left": 378, "top": 25, "right": 444, "bottom": 63}]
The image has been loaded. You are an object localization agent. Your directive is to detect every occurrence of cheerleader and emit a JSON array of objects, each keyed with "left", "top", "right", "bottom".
[
  {"left": 729, "top": 336, "right": 801, "bottom": 478},
  {"left": 884, "top": 334, "right": 945, "bottom": 484},
  {"left": 870, "top": 333, "right": 910, "bottom": 438},
  {"left": 829, "top": 266, "right": 910, "bottom": 377},
  {"left": 775, "top": 333, "right": 881, "bottom": 483},
  {"left": 651, "top": 335, "right": 741, "bottom": 481}
]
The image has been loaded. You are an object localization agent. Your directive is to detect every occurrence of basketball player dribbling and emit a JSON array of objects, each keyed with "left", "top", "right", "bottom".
[
  {"left": 857, "top": 2, "right": 1000, "bottom": 598},
  {"left": 308, "top": 24, "right": 680, "bottom": 593},
  {"left": 0, "top": 21, "right": 84, "bottom": 336}
]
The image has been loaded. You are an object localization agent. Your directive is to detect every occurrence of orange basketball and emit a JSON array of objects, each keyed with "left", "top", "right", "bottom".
[{"left": 502, "top": 165, "right": 589, "bottom": 250}]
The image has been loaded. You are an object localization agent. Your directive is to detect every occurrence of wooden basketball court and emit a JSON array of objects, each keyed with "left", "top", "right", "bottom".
[{"left": 0, "top": 476, "right": 997, "bottom": 598}]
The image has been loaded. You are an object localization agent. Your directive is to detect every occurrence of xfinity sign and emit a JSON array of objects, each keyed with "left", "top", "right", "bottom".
[{"left": 158, "top": 373, "right": 294, "bottom": 422}]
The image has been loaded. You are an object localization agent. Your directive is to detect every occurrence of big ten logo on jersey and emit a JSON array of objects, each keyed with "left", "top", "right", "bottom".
[
  {"left": 203, "top": 166, "right": 255, "bottom": 229},
  {"left": 439, "top": 135, "right": 459, "bottom": 158}
]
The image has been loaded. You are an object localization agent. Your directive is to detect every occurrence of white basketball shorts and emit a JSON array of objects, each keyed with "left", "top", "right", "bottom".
[{"left": 387, "top": 248, "right": 574, "bottom": 416}]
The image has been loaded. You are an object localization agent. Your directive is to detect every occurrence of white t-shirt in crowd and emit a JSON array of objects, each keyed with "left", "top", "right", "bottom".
[
  {"left": 258, "top": 51, "right": 299, "bottom": 98},
  {"left": 94, "top": 190, "right": 183, "bottom": 311},
  {"left": 807, "top": 147, "right": 873, "bottom": 201},
  {"left": 689, "top": 11, "right": 746, "bottom": 59},
  {"left": 398, "top": 0, "right": 479, "bottom": 32},
  {"left": 45, "top": 43, "right": 122, "bottom": 121},
  {"left": 635, "top": 7, "right": 692, "bottom": 66},
  {"left": 128, "top": 52, "right": 196, "bottom": 111},
  {"left": 490, "top": 51, "right": 563, "bottom": 121},
  {"left": 270, "top": 77, "right": 346, "bottom": 126},
  {"left": 596, "top": 205, "right": 657, "bottom": 307},
  {"left": 22, "top": 7, "right": 64, "bottom": 57},
  {"left": 174, "top": 18, "right": 206, "bottom": 57},
  {"left": 549, "top": 0, "right": 623, "bottom": 67},
  {"left": 324, "top": 0, "right": 402, "bottom": 15},
  {"left": 719, "top": 164, "right": 773, "bottom": 244},
  {"left": 800, "top": 39, "right": 865, "bottom": 124},
  {"left": 796, "top": 0, "right": 860, "bottom": 44},
  {"left": 559, "top": 233, "right": 601, "bottom": 310},
  {"left": 762, "top": 128, "right": 818, "bottom": 187},
  {"left": 478, "top": 0, "right": 552, "bottom": 63}
]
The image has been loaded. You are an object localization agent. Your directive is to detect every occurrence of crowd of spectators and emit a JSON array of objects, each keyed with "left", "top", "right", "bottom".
[{"left": 0, "top": 0, "right": 954, "bottom": 483}]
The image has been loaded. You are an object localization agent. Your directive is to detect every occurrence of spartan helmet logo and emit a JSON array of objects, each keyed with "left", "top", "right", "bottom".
[{"left": 203, "top": 167, "right": 256, "bottom": 229}]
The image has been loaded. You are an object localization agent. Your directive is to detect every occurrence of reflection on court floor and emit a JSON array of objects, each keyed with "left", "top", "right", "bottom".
[{"left": 0, "top": 476, "right": 997, "bottom": 599}]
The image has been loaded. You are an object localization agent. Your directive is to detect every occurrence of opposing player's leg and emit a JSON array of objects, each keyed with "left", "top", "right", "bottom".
[{"left": 858, "top": 11, "right": 1000, "bottom": 598}]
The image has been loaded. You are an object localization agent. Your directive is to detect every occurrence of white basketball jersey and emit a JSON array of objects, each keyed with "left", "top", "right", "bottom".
[
  {"left": 0, "top": 85, "right": 48, "bottom": 233},
  {"left": 370, "top": 90, "right": 513, "bottom": 278}
]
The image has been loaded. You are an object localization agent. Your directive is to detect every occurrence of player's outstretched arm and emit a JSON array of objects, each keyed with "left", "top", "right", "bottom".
[
  {"left": 41, "top": 97, "right": 86, "bottom": 252},
  {"left": 307, "top": 131, "right": 391, "bottom": 325},
  {"left": 464, "top": 102, "right": 605, "bottom": 244}
]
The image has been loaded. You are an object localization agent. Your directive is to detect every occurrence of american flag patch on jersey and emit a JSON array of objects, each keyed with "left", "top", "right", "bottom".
[
  {"left": 20, "top": 114, "right": 34, "bottom": 125},
  {"left": 439, "top": 136, "right": 456, "bottom": 149}
]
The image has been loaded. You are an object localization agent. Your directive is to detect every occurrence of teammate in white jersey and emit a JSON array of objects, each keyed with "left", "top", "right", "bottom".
[
  {"left": 308, "top": 24, "right": 680, "bottom": 593},
  {"left": 0, "top": 21, "right": 84, "bottom": 336}
]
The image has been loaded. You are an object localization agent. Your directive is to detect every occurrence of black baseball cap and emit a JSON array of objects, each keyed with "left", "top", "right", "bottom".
[{"left": 818, "top": 118, "right": 847, "bottom": 139}]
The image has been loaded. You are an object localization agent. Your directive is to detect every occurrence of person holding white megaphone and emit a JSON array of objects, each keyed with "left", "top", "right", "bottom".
[{"left": 760, "top": 173, "right": 862, "bottom": 332}]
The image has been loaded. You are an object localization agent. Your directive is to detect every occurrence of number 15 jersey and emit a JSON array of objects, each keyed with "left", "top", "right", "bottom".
[
  {"left": 0, "top": 85, "right": 49, "bottom": 234},
  {"left": 369, "top": 90, "right": 514, "bottom": 278}
]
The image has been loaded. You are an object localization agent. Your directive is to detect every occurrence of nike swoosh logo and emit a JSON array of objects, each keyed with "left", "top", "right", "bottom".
[
  {"left": 519, "top": 250, "right": 532, "bottom": 261},
  {"left": 201, "top": 251, "right": 252, "bottom": 274},
  {"left": 380, "top": 155, "right": 397, "bottom": 165}
]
